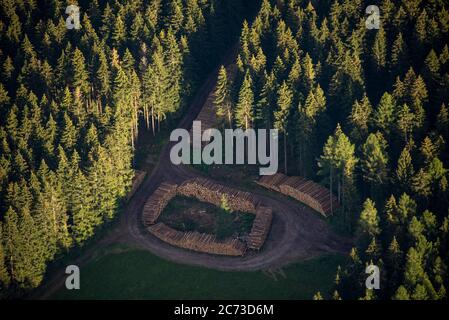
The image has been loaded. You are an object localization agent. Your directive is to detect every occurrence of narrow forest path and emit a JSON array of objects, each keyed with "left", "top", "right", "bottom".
[{"left": 31, "top": 43, "right": 351, "bottom": 300}]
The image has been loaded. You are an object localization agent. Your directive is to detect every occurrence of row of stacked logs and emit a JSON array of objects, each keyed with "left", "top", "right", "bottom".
[
  {"left": 256, "top": 173, "right": 339, "bottom": 216},
  {"left": 148, "top": 223, "right": 247, "bottom": 256},
  {"left": 142, "top": 182, "right": 178, "bottom": 226},
  {"left": 177, "top": 177, "right": 259, "bottom": 214},
  {"left": 247, "top": 206, "right": 273, "bottom": 250}
]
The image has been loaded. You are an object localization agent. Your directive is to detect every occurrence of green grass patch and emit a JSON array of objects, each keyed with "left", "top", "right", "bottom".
[
  {"left": 51, "top": 247, "right": 345, "bottom": 300},
  {"left": 159, "top": 195, "right": 255, "bottom": 240}
]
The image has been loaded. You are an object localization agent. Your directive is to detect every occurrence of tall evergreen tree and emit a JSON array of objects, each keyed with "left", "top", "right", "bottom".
[
  {"left": 361, "top": 132, "right": 389, "bottom": 195},
  {"left": 274, "top": 81, "right": 293, "bottom": 174},
  {"left": 396, "top": 147, "right": 414, "bottom": 192},
  {"left": 235, "top": 71, "right": 254, "bottom": 130},
  {"left": 214, "top": 66, "right": 232, "bottom": 127}
]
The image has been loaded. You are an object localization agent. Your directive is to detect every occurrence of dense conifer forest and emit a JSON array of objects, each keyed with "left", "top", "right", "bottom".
[
  {"left": 0, "top": 0, "right": 254, "bottom": 296},
  {"left": 1, "top": 0, "right": 448, "bottom": 301},
  {"left": 213, "top": 0, "right": 449, "bottom": 300}
]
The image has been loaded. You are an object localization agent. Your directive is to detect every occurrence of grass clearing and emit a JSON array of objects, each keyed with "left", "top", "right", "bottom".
[
  {"left": 159, "top": 195, "right": 255, "bottom": 240},
  {"left": 51, "top": 246, "right": 345, "bottom": 300}
]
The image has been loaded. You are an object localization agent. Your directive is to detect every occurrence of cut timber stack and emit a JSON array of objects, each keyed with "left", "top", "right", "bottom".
[
  {"left": 248, "top": 206, "right": 273, "bottom": 250},
  {"left": 126, "top": 170, "right": 147, "bottom": 201},
  {"left": 256, "top": 173, "right": 289, "bottom": 192},
  {"left": 148, "top": 223, "right": 246, "bottom": 256},
  {"left": 142, "top": 182, "right": 178, "bottom": 226},
  {"left": 178, "top": 177, "right": 259, "bottom": 213},
  {"left": 256, "top": 173, "right": 339, "bottom": 217}
]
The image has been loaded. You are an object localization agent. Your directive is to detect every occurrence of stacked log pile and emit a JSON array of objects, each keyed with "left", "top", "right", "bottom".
[
  {"left": 256, "top": 173, "right": 290, "bottom": 192},
  {"left": 247, "top": 206, "right": 273, "bottom": 250},
  {"left": 126, "top": 170, "right": 147, "bottom": 201},
  {"left": 178, "top": 177, "right": 259, "bottom": 213},
  {"left": 256, "top": 173, "right": 339, "bottom": 216},
  {"left": 142, "top": 182, "right": 178, "bottom": 226},
  {"left": 141, "top": 175, "right": 273, "bottom": 255},
  {"left": 148, "top": 223, "right": 246, "bottom": 256}
]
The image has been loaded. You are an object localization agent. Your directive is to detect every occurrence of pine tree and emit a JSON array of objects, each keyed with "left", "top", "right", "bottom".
[
  {"left": 412, "top": 284, "right": 429, "bottom": 300},
  {"left": 332, "top": 290, "right": 342, "bottom": 300},
  {"left": 372, "top": 27, "right": 387, "bottom": 70},
  {"left": 71, "top": 169, "right": 98, "bottom": 244},
  {"left": 436, "top": 104, "right": 448, "bottom": 139},
  {"left": 61, "top": 113, "right": 77, "bottom": 152},
  {"left": 235, "top": 71, "right": 254, "bottom": 130},
  {"left": 37, "top": 167, "right": 71, "bottom": 251},
  {"left": 412, "top": 168, "right": 432, "bottom": 199},
  {"left": 318, "top": 124, "right": 358, "bottom": 218},
  {"left": 274, "top": 81, "right": 293, "bottom": 174},
  {"left": 167, "top": 1, "right": 184, "bottom": 33},
  {"left": 70, "top": 48, "right": 90, "bottom": 101},
  {"left": 0, "top": 84, "right": 10, "bottom": 106},
  {"left": 313, "top": 292, "right": 323, "bottom": 300},
  {"left": 397, "top": 193, "right": 417, "bottom": 224},
  {"left": 391, "top": 32, "right": 408, "bottom": 76},
  {"left": 420, "top": 137, "right": 437, "bottom": 165},
  {"left": 410, "top": 76, "right": 427, "bottom": 128},
  {"left": 366, "top": 238, "right": 382, "bottom": 263},
  {"left": 393, "top": 286, "right": 410, "bottom": 300},
  {"left": 404, "top": 247, "right": 425, "bottom": 287},
  {"left": 361, "top": 132, "right": 389, "bottom": 193},
  {"left": 387, "top": 236, "right": 403, "bottom": 286},
  {"left": 112, "top": 15, "right": 126, "bottom": 47},
  {"left": 256, "top": 71, "right": 276, "bottom": 129},
  {"left": 17, "top": 208, "right": 47, "bottom": 288},
  {"left": 349, "top": 95, "right": 372, "bottom": 143},
  {"left": 396, "top": 147, "right": 414, "bottom": 191},
  {"left": 95, "top": 49, "right": 110, "bottom": 102},
  {"left": 358, "top": 199, "right": 380, "bottom": 238},
  {"left": 423, "top": 49, "right": 441, "bottom": 86},
  {"left": 396, "top": 104, "right": 415, "bottom": 143},
  {"left": 214, "top": 66, "right": 232, "bottom": 127},
  {"left": 3, "top": 56, "right": 14, "bottom": 80},
  {"left": 374, "top": 92, "right": 396, "bottom": 135},
  {"left": 302, "top": 53, "right": 315, "bottom": 91}
]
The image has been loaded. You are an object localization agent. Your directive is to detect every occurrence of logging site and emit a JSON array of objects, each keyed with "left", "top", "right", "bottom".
[{"left": 3, "top": 0, "right": 447, "bottom": 307}]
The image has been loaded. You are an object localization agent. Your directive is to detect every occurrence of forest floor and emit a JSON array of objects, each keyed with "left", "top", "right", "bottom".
[{"left": 30, "top": 43, "right": 352, "bottom": 300}]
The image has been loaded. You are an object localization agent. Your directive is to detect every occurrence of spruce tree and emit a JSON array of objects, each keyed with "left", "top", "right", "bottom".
[
  {"left": 235, "top": 71, "right": 254, "bottom": 130},
  {"left": 214, "top": 66, "right": 232, "bottom": 127},
  {"left": 374, "top": 92, "right": 396, "bottom": 135},
  {"left": 274, "top": 81, "right": 293, "bottom": 174},
  {"left": 70, "top": 48, "right": 90, "bottom": 101},
  {"left": 396, "top": 147, "right": 414, "bottom": 191},
  {"left": 361, "top": 132, "right": 389, "bottom": 194},
  {"left": 393, "top": 286, "right": 410, "bottom": 300},
  {"left": 349, "top": 95, "right": 372, "bottom": 143},
  {"left": 358, "top": 198, "right": 380, "bottom": 238}
]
